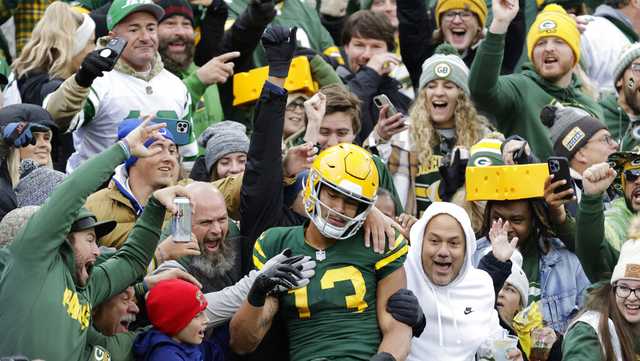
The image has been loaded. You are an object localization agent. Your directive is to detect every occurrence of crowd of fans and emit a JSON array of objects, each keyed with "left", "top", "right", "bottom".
[{"left": 0, "top": 0, "right": 638, "bottom": 359}]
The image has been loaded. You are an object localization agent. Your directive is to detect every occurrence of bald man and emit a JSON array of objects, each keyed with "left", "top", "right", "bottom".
[{"left": 155, "top": 182, "right": 243, "bottom": 293}]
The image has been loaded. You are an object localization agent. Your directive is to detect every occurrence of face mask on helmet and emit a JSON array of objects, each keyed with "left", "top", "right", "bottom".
[{"left": 304, "top": 172, "right": 375, "bottom": 240}]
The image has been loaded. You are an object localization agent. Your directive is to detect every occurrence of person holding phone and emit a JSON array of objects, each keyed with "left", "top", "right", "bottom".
[
  {"left": 540, "top": 104, "right": 618, "bottom": 220},
  {"left": 44, "top": 0, "right": 198, "bottom": 173},
  {"left": 365, "top": 45, "right": 491, "bottom": 217}
]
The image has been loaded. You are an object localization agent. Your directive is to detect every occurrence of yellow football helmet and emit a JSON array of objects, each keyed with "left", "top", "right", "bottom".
[{"left": 303, "top": 143, "right": 379, "bottom": 239}]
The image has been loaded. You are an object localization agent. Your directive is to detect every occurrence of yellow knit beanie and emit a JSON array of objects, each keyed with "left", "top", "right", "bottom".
[
  {"left": 526, "top": 4, "right": 580, "bottom": 65},
  {"left": 435, "top": 0, "right": 488, "bottom": 29}
]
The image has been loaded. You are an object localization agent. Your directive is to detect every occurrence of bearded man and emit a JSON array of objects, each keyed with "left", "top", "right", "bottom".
[{"left": 156, "top": 181, "right": 242, "bottom": 292}]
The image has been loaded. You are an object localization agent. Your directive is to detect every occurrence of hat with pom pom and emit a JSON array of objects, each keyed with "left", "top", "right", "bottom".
[
  {"left": 539, "top": 104, "right": 605, "bottom": 160},
  {"left": 418, "top": 43, "right": 470, "bottom": 95},
  {"left": 611, "top": 217, "right": 640, "bottom": 284}
]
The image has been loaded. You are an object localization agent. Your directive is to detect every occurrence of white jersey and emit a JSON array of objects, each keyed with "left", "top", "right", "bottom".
[{"left": 63, "top": 68, "right": 195, "bottom": 173}]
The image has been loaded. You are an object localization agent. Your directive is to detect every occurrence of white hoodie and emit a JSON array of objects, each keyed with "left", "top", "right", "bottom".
[{"left": 406, "top": 202, "right": 503, "bottom": 361}]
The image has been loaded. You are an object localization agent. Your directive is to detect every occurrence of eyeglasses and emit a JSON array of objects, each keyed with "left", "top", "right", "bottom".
[
  {"left": 615, "top": 284, "right": 640, "bottom": 299},
  {"left": 624, "top": 169, "right": 640, "bottom": 182},
  {"left": 588, "top": 134, "right": 617, "bottom": 147},
  {"left": 442, "top": 10, "right": 474, "bottom": 20},
  {"left": 286, "top": 101, "right": 305, "bottom": 110},
  {"left": 631, "top": 63, "right": 640, "bottom": 74}
]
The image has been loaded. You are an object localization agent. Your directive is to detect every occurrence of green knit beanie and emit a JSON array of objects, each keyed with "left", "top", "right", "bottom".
[
  {"left": 418, "top": 43, "right": 470, "bottom": 95},
  {"left": 613, "top": 42, "right": 640, "bottom": 89}
]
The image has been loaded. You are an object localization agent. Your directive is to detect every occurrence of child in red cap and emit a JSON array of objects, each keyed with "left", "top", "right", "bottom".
[{"left": 133, "top": 279, "right": 211, "bottom": 360}]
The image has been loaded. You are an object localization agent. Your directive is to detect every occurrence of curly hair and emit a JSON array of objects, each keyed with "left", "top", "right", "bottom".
[
  {"left": 409, "top": 87, "right": 489, "bottom": 166},
  {"left": 13, "top": 2, "right": 86, "bottom": 80}
]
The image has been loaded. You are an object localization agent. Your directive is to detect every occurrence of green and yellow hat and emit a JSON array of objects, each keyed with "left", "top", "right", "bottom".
[{"left": 608, "top": 149, "right": 640, "bottom": 194}]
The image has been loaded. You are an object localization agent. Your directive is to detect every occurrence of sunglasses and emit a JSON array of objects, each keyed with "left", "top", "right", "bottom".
[{"left": 624, "top": 169, "right": 640, "bottom": 182}]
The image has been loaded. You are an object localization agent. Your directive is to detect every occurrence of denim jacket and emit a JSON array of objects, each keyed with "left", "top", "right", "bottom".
[{"left": 473, "top": 236, "right": 590, "bottom": 333}]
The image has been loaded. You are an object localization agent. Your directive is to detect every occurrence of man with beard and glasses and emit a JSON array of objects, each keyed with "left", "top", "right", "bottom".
[
  {"left": 156, "top": 0, "right": 241, "bottom": 152},
  {"left": 469, "top": 0, "right": 603, "bottom": 160},
  {"left": 600, "top": 43, "right": 640, "bottom": 151},
  {"left": 155, "top": 181, "right": 243, "bottom": 292}
]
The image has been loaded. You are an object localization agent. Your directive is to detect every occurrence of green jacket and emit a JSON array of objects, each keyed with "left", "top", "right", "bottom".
[
  {"left": 600, "top": 91, "right": 638, "bottom": 151},
  {"left": 180, "top": 63, "right": 224, "bottom": 155},
  {"left": 576, "top": 193, "right": 625, "bottom": 283},
  {"left": 563, "top": 314, "right": 640, "bottom": 361},
  {"left": 0, "top": 145, "right": 166, "bottom": 361},
  {"left": 469, "top": 32, "right": 603, "bottom": 160}
]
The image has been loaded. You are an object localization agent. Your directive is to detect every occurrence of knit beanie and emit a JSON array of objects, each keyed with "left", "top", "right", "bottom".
[
  {"left": 15, "top": 159, "right": 65, "bottom": 207},
  {"left": 611, "top": 218, "right": 640, "bottom": 284},
  {"left": 540, "top": 105, "right": 606, "bottom": 160},
  {"left": 613, "top": 42, "right": 640, "bottom": 88},
  {"left": 0, "top": 205, "right": 39, "bottom": 247},
  {"left": 526, "top": 4, "right": 580, "bottom": 66},
  {"left": 147, "top": 279, "right": 208, "bottom": 336},
  {"left": 468, "top": 137, "right": 504, "bottom": 167},
  {"left": 419, "top": 43, "right": 470, "bottom": 95},
  {"left": 117, "top": 118, "right": 176, "bottom": 169},
  {"left": 156, "top": 0, "right": 194, "bottom": 25},
  {"left": 435, "top": 0, "right": 488, "bottom": 28},
  {"left": 198, "top": 121, "right": 249, "bottom": 175},
  {"left": 506, "top": 262, "right": 530, "bottom": 308}
]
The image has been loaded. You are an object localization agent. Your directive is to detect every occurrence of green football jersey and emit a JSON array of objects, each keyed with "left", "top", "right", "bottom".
[{"left": 253, "top": 224, "right": 408, "bottom": 361}]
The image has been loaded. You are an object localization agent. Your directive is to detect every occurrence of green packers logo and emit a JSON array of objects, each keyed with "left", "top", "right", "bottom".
[
  {"left": 434, "top": 63, "right": 451, "bottom": 78},
  {"left": 472, "top": 156, "right": 492, "bottom": 167},
  {"left": 92, "top": 346, "right": 111, "bottom": 361},
  {"left": 539, "top": 20, "right": 557, "bottom": 32}
]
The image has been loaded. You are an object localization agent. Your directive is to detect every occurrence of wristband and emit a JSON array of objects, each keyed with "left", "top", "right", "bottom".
[{"left": 118, "top": 139, "right": 131, "bottom": 159}]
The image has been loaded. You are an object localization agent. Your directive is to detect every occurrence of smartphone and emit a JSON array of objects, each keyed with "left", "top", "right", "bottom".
[
  {"left": 373, "top": 94, "right": 399, "bottom": 117},
  {"left": 547, "top": 156, "right": 575, "bottom": 199},
  {"left": 99, "top": 37, "right": 128, "bottom": 62},
  {"left": 171, "top": 197, "right": 191, "bottom": 242},
  {"left": 155, "top": 116, "right": 191, "bottom": 146}
]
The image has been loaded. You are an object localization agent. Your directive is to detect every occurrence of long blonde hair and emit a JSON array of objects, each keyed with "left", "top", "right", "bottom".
[
  {"left": 409, "top": 87, "right": 488, "bottom": 166},
  {"left": 12, "top": 2, "right": 85, "bottom": 80}
]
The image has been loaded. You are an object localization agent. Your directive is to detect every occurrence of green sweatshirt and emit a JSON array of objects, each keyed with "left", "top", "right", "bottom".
[
  {"left": 563, "top": 317, "right": 640, "bottom": 360},
  {"left": 600, "top": 91, "right": 639, "bottom": 151},
  {"left": 575, "top": 193, "right": 623, "bottom": 283},
  {"left": 0, "top": 145, "right": 166, "bottom": 361},
  {"left": 180, "top": 63, "right": 224, "bottom": 155},
  {"left": 469, "top": 32, "right": 603, "bottom": 160}
]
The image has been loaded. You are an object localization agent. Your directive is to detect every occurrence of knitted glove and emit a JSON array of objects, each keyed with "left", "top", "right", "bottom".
[
  {"left": 386, "top": 288, "right": 426, "bottom": 337},
  {"left": 247, "top": 0, "right": 276, "bottom": 26},
  {"left": 75, "top": 49, "right": 117, "bottom": 87},
  {"left": 261, "top": 26, "right": 298, "bottom": 78}
]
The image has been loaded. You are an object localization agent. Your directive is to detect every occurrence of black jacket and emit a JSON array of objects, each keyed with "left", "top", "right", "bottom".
[{"left": 336, "top": 61, "right": 411, "bottom": 144}]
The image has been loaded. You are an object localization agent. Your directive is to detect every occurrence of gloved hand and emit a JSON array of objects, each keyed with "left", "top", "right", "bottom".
[
  {"left": 369, "top": 352, "right": 396, "bottom": 361},
  {"left": 319, "top": 0, "right": 349, "bottom": 17},
  {"left": 386, "top": 288, "right": 426, "bottom": 337},
  {"left": 248, "top": 249, "right": 316, "bottom": 307},
  {"left": 2, "top": 122, "right": 48, "bottom": 147},
  {"left": 75, "top": 49, "right": 118, "bottom": 88},
  {"left": 261, "top": 26, "right": 298, "bottom": 78},
  {"left": 438, "top": 148, "right": 468, "bottom": 202},
  {"left": 246, "top": 0, "right": 276, "bottom": 26}
]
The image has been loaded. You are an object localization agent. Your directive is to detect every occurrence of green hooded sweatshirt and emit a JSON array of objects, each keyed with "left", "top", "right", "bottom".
[
  {"left": 0, "top": 145, "right": 166, "bottom": 361},
  {"left": 599, "top": 91, "right": 640, "bottom": 151},
  {"left": 469, "top": 32, "right": 604, "bottom": 160}
]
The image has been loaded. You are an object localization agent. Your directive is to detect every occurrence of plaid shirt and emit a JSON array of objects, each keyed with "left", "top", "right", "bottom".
[{"left": 0, "top": 0, "right": 53, "bottom": 55}]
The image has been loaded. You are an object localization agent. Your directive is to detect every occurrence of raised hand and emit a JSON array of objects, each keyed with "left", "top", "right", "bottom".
[
  {"left": 196, "top": 51, "right": 240, "bottom": 86},
  {"left": 122, "top": 117, "right": 167, "bottom": 158},
  {"left": 438, "top": 147, "right": 468, "bottom": 201},
  {"left": 490, "top": 0, "right": 519, "bottom": 34},
  {"left": 303, "top": 92, "right": 326, "bottom": 143},
  {"left": 543, "top": 175, "right": 574, "bottom": 225},
  {"left": 283, "top": 142, "right": 318, "bottom": 178},
  {"left": 152, "top": 185, "right": 194, "bottom": 215},
  {"left": 582, "top": 163, "right": 616, "bottom": 196},
  {"left": 247, "top": 0, "right": 276, "bottom": 25},
  {"left": 75, "top": 48, "right": 118, "bottom": 87},
  {"left": 261, "top": 26, "right": 298, "bottom": 78},
  {"left": 375, "top": 104, "right": 407, "bottom": 142},
  {"left": 488, "top": 218, "right": 518, "bottom": 262},
  {"left": 366, "top": 52, "right": 401, "bottom": 76},
  {"left": 2, "top": 122, "right": 48, "bottom": 147}
]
